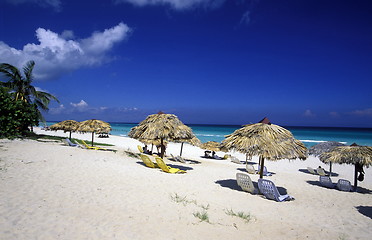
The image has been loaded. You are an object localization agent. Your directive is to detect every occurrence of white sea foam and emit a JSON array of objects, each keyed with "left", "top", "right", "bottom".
[{"left": 300, "top": 139, "right": 347, "bottom": 144}]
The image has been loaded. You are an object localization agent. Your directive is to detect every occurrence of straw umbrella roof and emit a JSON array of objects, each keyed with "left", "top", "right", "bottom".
[
  {"left": 221, "top": 118, "right": 307, "bottom": 178},
  {"left": 75, "top": 119, "right": 111, "bottom": 146},
  {"left": 309, "top": 141, "right": 346, "bottom": 157},
  {"left": 200, "top": 141, "right": 222, "bottom": 152},
  {"left": 50, "top": 120, "right": 79, "bottom": 132},
  {"left": 128, "top": 112, "right": 198, "bottom": 157},
  {"left": 76, "top": 119, "right": 111, "bottom": 133},
  {"left": 319, "top": 145, "right": 372, "bottom": 166},
  {"left": 222, "top": 122, "right": 307, "bottom": 160},
  {"left": 49, "top": 120, "right": 79, "bottom": 139}
]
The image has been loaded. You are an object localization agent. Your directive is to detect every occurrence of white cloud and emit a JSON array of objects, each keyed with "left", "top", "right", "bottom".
[
  {"left": 61, "top": 30, "right": 75, "bottom": 40},
  {"left": 70, "top": 100, "right": 88, "bottom": 109},
  {"left": 240, "top": 10, "right": 251, "bottom": 25},
  {"left": 115, "top": 0, "right": 225, "bottom": 10},
  {"left": 5, "top": 0, "right": 61, "bottom": 11},
  {"left": 350, "top": 108, "right": 372, "bottom": 117},
  {"left": 329, "top": 111, "right": 340, "bottom": 117},
  {"left": 303, "top": 109, "right": 316, "bottom": 117},
  {"left": 49, "top": 104, "right": 65, "bottom": 114},
  {"left": 0, "top": 22, "right": 131, "bottom": 80}
]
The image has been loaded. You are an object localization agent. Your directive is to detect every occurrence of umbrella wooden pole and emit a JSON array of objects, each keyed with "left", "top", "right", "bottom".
[
  {"left": 91, "top": 132, "right": 94, "bottom": 146},
  {"left": 160, "top": 138, "right": 165, "bottom": 158},
  {"left": 329, "top": 163, "right": 332, "bottom": 176},
  {"left": 69, "top": 131, "right": 72, "bottom": 140},
  {"left": 353, "top": 164, "right": 358, "bottom": 191},
  {"left": 259, "top": 156, "right": 264, "bottom": 179},
  {"left": 180, "top": 142, "right": 184, "bottom": 156}
]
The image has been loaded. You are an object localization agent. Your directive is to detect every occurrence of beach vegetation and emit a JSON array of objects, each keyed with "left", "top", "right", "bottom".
[
  {"left": 0, "top": 90, "right": 39, "bottom": 138},
  {"left": 170, "top": 193, "right": 197, "bottom": 206},
  {"left": 0, "top": 61, "right": 59, "bottom": 129},
  {"left": 193, "top": 210, "right": 209, "bottom": 223},
  {"left": 225, "top": 208, "right": 253, "bottom": 223}
]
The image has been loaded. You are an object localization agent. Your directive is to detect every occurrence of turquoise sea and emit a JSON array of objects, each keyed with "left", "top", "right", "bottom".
[{"left": 45, "top": 122, "right": 372, "bottom": 148}]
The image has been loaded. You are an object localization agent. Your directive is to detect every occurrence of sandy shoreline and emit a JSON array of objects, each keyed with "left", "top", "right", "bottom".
[{"left": 0, "top": 128, "right": 371, "bottom": 239}]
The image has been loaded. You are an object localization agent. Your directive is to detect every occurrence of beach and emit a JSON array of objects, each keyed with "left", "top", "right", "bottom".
[{"left": 0, "top": 128, "right": 371, "bottom": 240}]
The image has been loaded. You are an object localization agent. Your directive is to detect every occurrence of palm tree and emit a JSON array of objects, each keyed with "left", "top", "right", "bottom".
[{"left": 0, "top": 60, "right": 59, "bottom": 123}]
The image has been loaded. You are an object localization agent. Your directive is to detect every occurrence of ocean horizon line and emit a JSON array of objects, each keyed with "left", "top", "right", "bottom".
[{"left": 44, "top": 120, "right": 372, "bottom": 130}]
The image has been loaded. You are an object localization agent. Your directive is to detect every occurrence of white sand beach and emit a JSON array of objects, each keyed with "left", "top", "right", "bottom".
[{"left": 0, "top": 128, "right": 371, "bottom": 240}]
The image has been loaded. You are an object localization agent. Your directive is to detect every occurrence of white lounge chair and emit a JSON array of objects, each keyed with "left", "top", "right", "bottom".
[
  {"left": 320, "top": 176, "right": 335, "bottom": 188},
  {"left": 258, "top": 165, "right": 272, "bottom": 176},
  {"left": 258, "top": 179, "right": 294, "bottom": 202},
  {"left": 236, "top": 173, "right": 256, "bottom": 194},
  {"left": 246, "top": 164, "right": 257, "bottom": 174},
  {"left": 307, "top": 167, "right": 317, "bottom": 175},
  {"left": 230, "top": 156, "right": 241, "bottom": 164},
  {"left": 337, "top": 179, "right": 352, "bottom": 192},
  {"left": 316, "top": 168, "right": 327, "bottom": 176},
  {"left": 65, "top": 138, "right": 78, "bottom": 147}
]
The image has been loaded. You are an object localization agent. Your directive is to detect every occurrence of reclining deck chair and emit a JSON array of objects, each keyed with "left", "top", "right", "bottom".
[
  {"left": 81, "top": 140, "right": 108, "bottom": 151},
  {"left": 137, "top": 145, "right": 144, "bottom": 153},
  {"left": 236, "top": 173, "right": 256, "bottom": 194},
  {"left": 230, "top": 156, "right": 241, "bottom": 164},
  {"left": 316, "top": 168, "right": 327, "bottom": 176},
  {"left": 258, "top": 179, "right": 294, "bottom": 202},
  {"left": 155, "top": 157, "right": 186, "bottom": 174},
  {"left": 337, "top": 179, "right": 352, "bottom": 192},
  {"left": 320, "top": 176, "right": 335, "bottom": 188},
  {"left": 307, "top": 167, "right": 317, "bottom": 175},
  {"left": 65, "top": 138, "right": 78, "bottom": 147},
  {"left": 140, "top": 154, "right": 159, "bottom": 168},
  {"left": 246, "top": 164, "right": 257, "bottom": 174},
  {"left": 258, "top": 165, "right": 272, "bottom": 176}
]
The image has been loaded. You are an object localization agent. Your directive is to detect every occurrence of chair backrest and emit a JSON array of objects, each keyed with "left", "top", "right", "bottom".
[
  {"left": 177, "top": 156, "right": 186, "bottom": 163},
  {"left": 231, "top": 156, "right": 241, "bottom": 164},
  {"left": 81, "top": 140, "right": 92, "bottom": 148},
  {"left": 307, "top": 167, "right": 317, "bottom": 175},
  {"left": 155, "top": 157, "right": 170, "bottom": 173},
  {"left": 258, "top": 165, "right": 269, "bottom": 175},
  {"left": 317, "top": 168, "right": 326, "bottom": 176},
  {"left": 320, "top": 176, "right": 334, "bottom": 188},
  {"left": 258, "top": 179, "right": 281, "bottom": 201},
  {"left": 140, "top": 154, "right": 156, "bottom": 168},
  {"left": 236, "top": 173, "right": 255, "bottom": 193},
  {"left": 337, "top": 179, "right": 352, "bottom": 192},
  {"left": 246, "top": 164, "right": 256, "bottom": 174},
  {"left": 137, "top": 145, "right": 144, "bottom": 153},
  {"left": 223, "top": 154, "right": 230, "bottom": 159}
]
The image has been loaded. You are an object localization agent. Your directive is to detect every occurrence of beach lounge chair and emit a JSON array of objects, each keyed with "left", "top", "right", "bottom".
[
  {"left": 81, "top": 140, "right": 108, "bottom": 151},
  {"left": 64, "top": 138, "right": 78, "bottom": 147},
  {"left": 223, "top": 154, "right": 230, "bottom": 159},
  {"left": 236, "top": 173, "right": 256, "bottom": 194},
  {"left": 155, "top": 157, "right": 186, "bottom": 174},
  {"left": 307, "top": 167, "right": 317, "bottom": 175},
  {"left": 337, "top": 179, "right": 352, "bottom": 192},
  {"left": 317, "top": 168, "right": 327, "bottom": 176},
  {"left": 137, "top": 145, "right": 144, "bottom": 153},
  {"left": 140, "top": 154, "right": 159, "bottom": 168},
  {"left": 258, "top": 179, "right": 294, "bottom": 202},
  {"left": 230, "top": 156, "right": 241, "bottom": 164},
  {"left": 258, "top": 165, "right": 272, "bottom": 176},
  {"left": 246, "top": 164, "right": 257, "bottom": 174},
  {"left": 319, "top": 176, "right": 335, "bottom": 188}
]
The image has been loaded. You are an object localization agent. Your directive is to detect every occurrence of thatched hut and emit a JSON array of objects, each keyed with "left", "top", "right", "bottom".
[
  {"left": 49, "top": 120, "right": 79, "bottom": 139},
  {"left": 309, "top": 141, "right": 346, "bottom": 175},
  {"left": 75, "top": 119, "right": 111, "bottom": 146}
]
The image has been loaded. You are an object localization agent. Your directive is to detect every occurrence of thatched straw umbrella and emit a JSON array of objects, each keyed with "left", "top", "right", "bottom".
[
  {"left": 221, "top": 117, "right": 307, "bottom": 178},
  {"left": 172, "top": 125, "right": 201, "bottom": 156},
  {"left": 200, "top": 141, "right": 222, "bottom": 152},
  {"left": 49, "top": 120, "right": 79, "bottom": 139},
  {"left": 75, "top": 119, "right": 111, "bottom": 146},
  {"left": 309, "top": 141, "right": 346, "bottom": 175},
  {"left": 128, "top": 112, "right": 197, "bottom": 158},
  {"left": 320, "top": 144, "right": 372, "bottom": 191}
]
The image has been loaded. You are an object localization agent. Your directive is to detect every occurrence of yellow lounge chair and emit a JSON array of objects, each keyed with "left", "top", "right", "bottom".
[
  {"left": 137, "top": 145, "right": 144, "bottom": 153},
  {"left": 140, "top": 154, "right": 159, "bottom": 168},
  {"left": 81, "top": 140, "right": 108, "bottom": 151},
  {"left": 155, "top": 157, "right": 186, "bottom": 174}
]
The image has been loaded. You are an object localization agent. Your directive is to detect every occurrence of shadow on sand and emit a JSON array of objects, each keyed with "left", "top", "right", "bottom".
[
  {"left": 355, "top": 206, "right": 372, "bottom": 219},
  {"left": 299, "top": 168, "right": 339, "bottom": 177},
  {"left": 306, "top": 180, "right": 372, "bottom": 194}
]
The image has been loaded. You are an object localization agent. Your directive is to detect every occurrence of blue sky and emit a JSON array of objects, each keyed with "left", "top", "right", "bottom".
[{"left": 1, "top": 0, "right": 372, "bottom": 127}]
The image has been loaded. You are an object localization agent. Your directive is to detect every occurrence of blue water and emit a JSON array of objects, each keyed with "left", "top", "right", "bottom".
[{"left": 44, "top": 122, "right": 372, "bottom": 148}]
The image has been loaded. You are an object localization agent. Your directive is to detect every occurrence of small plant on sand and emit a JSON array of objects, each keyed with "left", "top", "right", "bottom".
[
  {"left": 193, "top": 210, "right": 209, "bottom": 223},
  {"left": 225, "top": 209, "right": 253, "bottom": 223},
  {"left": 170, "top": 193, "right": 198, "bottom": 206}
]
